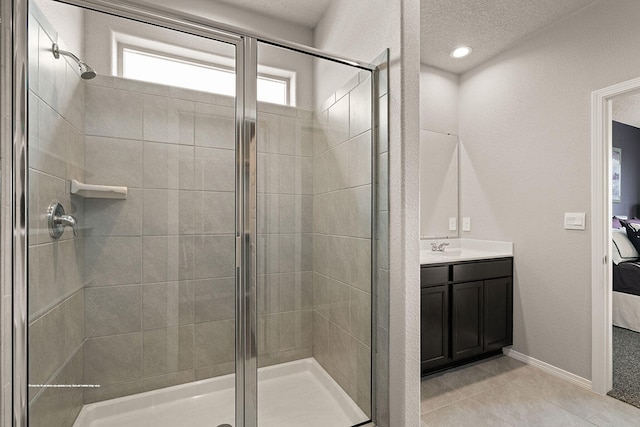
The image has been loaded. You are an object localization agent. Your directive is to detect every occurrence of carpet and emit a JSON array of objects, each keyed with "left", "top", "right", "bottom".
[{"left": 608, "top": 326, "right": 640, "bottom": 408}]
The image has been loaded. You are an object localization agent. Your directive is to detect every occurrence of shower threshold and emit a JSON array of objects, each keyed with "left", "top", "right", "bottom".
[{"left": 73, "top": 358, "right": 367, "bottom": 427}]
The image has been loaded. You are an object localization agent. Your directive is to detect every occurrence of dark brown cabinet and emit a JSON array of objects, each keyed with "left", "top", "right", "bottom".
[
  {"left": 451, "top": 280, "right": 483, "bottom": 360},
  {"left": 421, "top": 285, "right": 449, "bottom": 371},
  {"left": 421, "top": 258, "right": 513, "bottom": 376}
]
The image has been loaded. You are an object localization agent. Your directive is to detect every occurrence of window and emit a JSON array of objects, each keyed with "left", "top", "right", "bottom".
[{"left": 120, "top": 47, "right": 293, "bottom": 106}]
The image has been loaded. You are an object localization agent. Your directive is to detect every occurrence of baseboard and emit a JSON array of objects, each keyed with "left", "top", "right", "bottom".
[{"left": 503, "top": 347, "right": 592, "bottom": 391}]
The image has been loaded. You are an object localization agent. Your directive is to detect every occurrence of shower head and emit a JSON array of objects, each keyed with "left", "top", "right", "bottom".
[
  {"left": 78, "top": 61, "right": 97, "bottom": 80},
  {"left": 52, "top": 43, "right": 96, "bottom": 80}
]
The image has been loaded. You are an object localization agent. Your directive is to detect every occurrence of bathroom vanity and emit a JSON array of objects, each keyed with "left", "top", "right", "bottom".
[{"left": 420, "top": 240, "right": 513, "bottom": 376}]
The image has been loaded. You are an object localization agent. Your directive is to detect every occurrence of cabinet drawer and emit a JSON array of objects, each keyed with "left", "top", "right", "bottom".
[
  {"left": 452, "top": 259, "right": 512, "bottom": 283},
  {"left": 421, "top": 265, "right": 448, "bottom": 286}
]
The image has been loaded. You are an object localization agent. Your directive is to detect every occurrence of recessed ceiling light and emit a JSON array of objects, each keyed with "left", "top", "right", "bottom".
[{"left": 450, "top": 46, "right": 472, "bottom": 59}]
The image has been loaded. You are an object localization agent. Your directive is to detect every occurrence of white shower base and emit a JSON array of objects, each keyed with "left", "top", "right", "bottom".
[{"left": 73, "top": 357, "right": 367, "bottom": 427}]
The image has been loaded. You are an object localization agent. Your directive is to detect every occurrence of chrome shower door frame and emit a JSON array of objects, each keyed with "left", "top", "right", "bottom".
[{"left": 10, "top": 1, "right": 379, "bottom": 426}]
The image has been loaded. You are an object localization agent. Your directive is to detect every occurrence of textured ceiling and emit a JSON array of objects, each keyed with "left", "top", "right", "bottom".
[
  {"left": 212, "top": 0, "right": 332, "bottom": 27},
  {"left": 421, "top": 0, "right": 598, "bottom": 74},
  {"left": 140, "top": 0, "right": 600, "bottom": 75},
  {"left": 613, "top": 93, "right": 640, "bottom": 129}
]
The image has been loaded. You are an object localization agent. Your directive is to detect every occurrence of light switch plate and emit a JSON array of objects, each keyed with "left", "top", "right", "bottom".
[
  {"left": 462, "top": 217, "right": 471, "bottom": 232},
  {"left": 449, "top": 217, "right": 457, "bottom": 231},
  {"left": 564, "top": 212, "right": 586, "bottom": 230}
]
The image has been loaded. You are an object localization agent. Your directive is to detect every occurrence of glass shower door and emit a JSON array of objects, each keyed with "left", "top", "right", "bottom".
[
  {"left": 255, "top": 42, "right": 374, "bottom": 427},
  {"left": 26, "top": 2, "right": 240, "bottom": 426}
]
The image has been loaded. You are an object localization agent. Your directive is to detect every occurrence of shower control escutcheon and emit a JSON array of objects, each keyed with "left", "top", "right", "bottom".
[{"left": 47, "top": 201, "right": 78, "bottom": 239}]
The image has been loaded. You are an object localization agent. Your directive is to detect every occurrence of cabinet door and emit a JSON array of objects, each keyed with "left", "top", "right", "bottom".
[
  {"left": 483, "top": 277, "right": 513, "bottom": 351},
  {"left": 421, "top": 285, "right": 449, "bottom": 372},
  {"left": 451, "top": 281, "right": 483, "bottom": 360}
]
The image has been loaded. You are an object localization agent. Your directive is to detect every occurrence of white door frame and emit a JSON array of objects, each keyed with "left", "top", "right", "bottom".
[{"left": 591, "top": 76, "right": 640, "bottom": 394}]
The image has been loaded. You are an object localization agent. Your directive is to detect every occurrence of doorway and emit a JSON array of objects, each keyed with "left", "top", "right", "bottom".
[{"left": 591, "top": 76, "right": 640, "bottom": 397}]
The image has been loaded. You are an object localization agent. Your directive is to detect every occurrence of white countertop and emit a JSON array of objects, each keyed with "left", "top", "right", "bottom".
[{"left": 420, "top": 238, "right": 513, "bottom": 265}]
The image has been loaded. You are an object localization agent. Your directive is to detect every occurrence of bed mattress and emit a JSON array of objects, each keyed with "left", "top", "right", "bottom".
[{"left": 613, "top": 261, "right": 640, "bottom": 296}]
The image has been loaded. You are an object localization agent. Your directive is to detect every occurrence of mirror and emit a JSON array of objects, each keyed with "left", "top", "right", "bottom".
[{"left": 419, "top": 130, "right": 459, "bottom": 238}]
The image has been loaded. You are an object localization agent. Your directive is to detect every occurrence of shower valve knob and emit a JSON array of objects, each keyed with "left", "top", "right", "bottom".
[{"left": 47, "top": 201, "right": 78, "bottom": 239}]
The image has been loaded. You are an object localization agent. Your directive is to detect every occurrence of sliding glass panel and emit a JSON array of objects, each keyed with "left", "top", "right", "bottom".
[
  {"left": 26, "top": 1, "right": 238, "bottom": 426},
  {"left": 256, "top": 41, "right": 373, "bottom": 427}
]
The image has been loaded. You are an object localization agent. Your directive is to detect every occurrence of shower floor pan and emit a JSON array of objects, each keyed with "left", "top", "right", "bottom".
[{"left": 73, "top": 357, "right": 367, "bottom": 427}]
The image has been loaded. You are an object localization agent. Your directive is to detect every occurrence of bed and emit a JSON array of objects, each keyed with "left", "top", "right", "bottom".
[{"left": 612, "top": 227, "right": 640, "bottom": 333}]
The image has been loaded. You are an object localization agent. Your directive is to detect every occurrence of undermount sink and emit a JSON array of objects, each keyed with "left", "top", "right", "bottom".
[{"left": 423, "top": 248, "right": 468, "bottom": 259}]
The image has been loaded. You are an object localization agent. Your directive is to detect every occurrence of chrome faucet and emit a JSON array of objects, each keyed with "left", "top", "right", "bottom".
[
  {"left": 431, "top": 241, "right": 450, "bottom": 252},
  {"left": 47, "top": 201, "right": 78, "bottom": 238}
]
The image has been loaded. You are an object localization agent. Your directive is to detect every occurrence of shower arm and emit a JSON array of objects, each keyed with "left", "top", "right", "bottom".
[{"left": 52, "top": 43, "right": 81, "bottom": 63}]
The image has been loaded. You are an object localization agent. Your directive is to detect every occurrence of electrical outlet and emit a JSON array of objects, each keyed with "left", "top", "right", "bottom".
[
  {"left": 462, "top": 217, "right": 471, "bottom": 232},
  {"left": 449, "top": 217, "right": 457, "bottom": 231}
]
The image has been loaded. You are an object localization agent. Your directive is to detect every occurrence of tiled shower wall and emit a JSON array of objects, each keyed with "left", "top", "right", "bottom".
[
  {"left": 81, "top": 75, "right": 315, "bottom": 402},
  {"left": 27, "top": 12, "right": 86, "bottom": 427},
  {"left": 312, "top": 72, "right": 373, "bottom": 416},
  {"left": 256, "top": 107, "right": 314, "bottom": 366}
]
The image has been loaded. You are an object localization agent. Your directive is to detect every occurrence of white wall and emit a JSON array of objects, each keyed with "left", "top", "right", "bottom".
[
  {"left": 420, "top": 64, "right": 458, "bottom": 134},
  {"left": 458, "top": 0, "right": 640, "bottom": 380},
  {"left": 315, "top": 1, "right": 421, "bottom": 426},
  {"left": 84, "top": 0, "right": 315, "bottom": 109}
]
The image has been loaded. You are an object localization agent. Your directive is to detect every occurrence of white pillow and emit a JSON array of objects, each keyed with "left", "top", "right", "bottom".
[{"left": 612, "top": 228, "right": 639, "bottom": 264}]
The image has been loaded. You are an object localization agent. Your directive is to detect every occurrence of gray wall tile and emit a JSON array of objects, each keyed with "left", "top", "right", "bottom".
[
  {"left": 350, "top": 185, "right": 372, "bottom": 239},
  {"left": 257, "top": 274, "right": 280, "bottom": 315},
  {"left": 194, "top": 320, "right": 235, "bottom": 367},
  {"left": 325, "top": 143, "right": 350, "bottom": 192},
  {"left": 84, "top": 189, "right": 142, "bottom": 237},
  {"left": 351, "top": 238, "right": 372, "bottom": 293},
  {"left": 29, "top": 348, "right": 83, "bottom": 427},
  {"left": 327, "top": 94, "right": 350, "bottom": 147},
  {"left": 85, "top": 136, "right": 143, "bottom": 187},
  {"left": 35, "top": 99, "right": 67, "bottom": 178},
  {"left": 143, "top": 142, "right": 194, "bottom": 190},
  {"left": 142, "top": 326, "right": 194, "bottom": 377},
  {"left": 85, "top": 285, "right": 142, "bottom": 338},
  {"left": 142, "top": 282, "right": 193, "bottom": 329},
  {"left": 85, "top": 85, "right": 143, "bottom": 139},
  {"left": 142, "top": 95, "right": 194, "bottom": 145},
  {"left": 202, "top": 192, "right": 235, "bottom": 234},
  {"left": 84, "top": 237, "right": 142, "bottom": 286},
  {"left": 194, "top": 147, "right": 235, "bottom": 191},
  {"left": 194, "top": 102, "right": 235, "bottom": 149},
  {"left": 349, "top": 79, "right": 372, "bottom": 138},
  {"left": 193, "top": 278, "right": 235, "bottom": 323},
  {"left": 349, "top": 131, "right": 372, "bottom": 188},
  {"left": 258, "top": 112, "right": 281, "bottom": 154},
  {"left": 257, "top": 153, "right": 280, "bottom": 194},
  {"left": 37, "top": 27, "right": 65, "bottom": 114},
  {"left": 195, "top": 362, "right": 234, "bottom": 381},
  {"left": 84, "top": 333, "right": 142, "bottom": 386},
  {"left": 142, "top": 189, "right": 180, "bottom": 236},
  {"left": 193, "top": 235, "right": 235, "bottom": 279},
  {"left": 349, "top": 288, "right": 371, "bottom": 346},
  {"left": 142, "top": 236, "right": 180, "bottom": 283}
]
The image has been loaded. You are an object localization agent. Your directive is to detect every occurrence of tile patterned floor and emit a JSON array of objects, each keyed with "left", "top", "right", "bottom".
[{"left": 420, "top": 355, "right": 640, "bottom": 426}]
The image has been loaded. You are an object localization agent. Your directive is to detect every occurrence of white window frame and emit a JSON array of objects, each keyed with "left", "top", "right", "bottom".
[{"left": 114, "top": 37, "right": 296, "bottom": 106}]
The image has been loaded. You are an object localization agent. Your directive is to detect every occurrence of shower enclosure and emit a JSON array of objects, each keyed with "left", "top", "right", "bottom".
[{"left": 10, "top": 0, "right": 388, "bottom": 426}]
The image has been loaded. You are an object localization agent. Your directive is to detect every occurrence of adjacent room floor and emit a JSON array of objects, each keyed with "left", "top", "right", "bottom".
[
  {"left": 608, "top": 326, "right": 640, "bottom": 409},
  {"left": 420, "top": 355, "right": 640, "bottom": 426}
]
